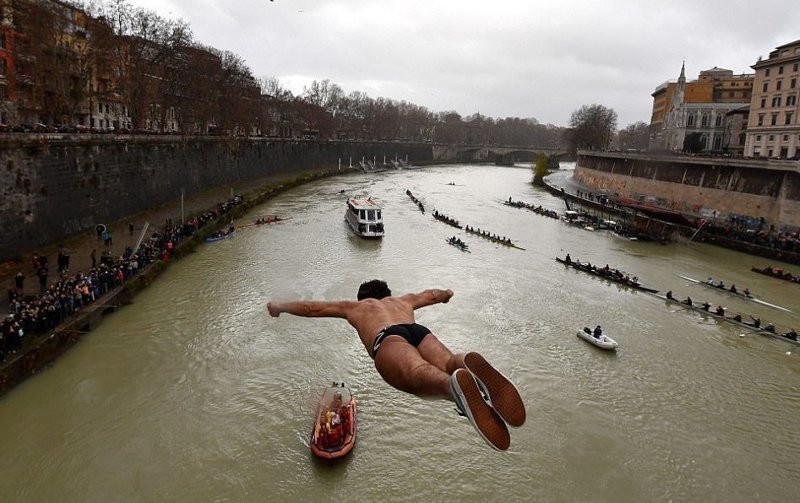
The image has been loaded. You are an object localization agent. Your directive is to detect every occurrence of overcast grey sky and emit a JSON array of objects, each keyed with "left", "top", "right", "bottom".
[{"left": 125, "top": 0, "right": 799, "bottom": 128}]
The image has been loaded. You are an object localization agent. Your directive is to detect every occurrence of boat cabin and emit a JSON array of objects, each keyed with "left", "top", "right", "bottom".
[{"left": 345, "top": 197, "right": 385, "bottom": 238}]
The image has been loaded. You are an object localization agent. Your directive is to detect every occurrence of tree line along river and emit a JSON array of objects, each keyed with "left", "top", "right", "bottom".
[{"left": 0, "top": 164, "right": 798, "bottom": 502}]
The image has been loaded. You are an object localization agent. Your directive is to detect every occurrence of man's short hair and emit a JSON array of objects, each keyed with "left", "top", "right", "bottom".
[{"left": 357, "top": 279, "right": 392, "bottom": 300}]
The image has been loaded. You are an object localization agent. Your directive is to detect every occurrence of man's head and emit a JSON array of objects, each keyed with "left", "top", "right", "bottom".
[{"left": 357, "top": 279, "right": 392, "bottom": 300}]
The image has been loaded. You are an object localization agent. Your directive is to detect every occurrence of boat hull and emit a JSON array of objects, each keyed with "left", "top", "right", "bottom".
[
  {"left": 310, "top": 384, "right": 357, "bottom": 460},
  {"left": 576, "top": 330, "right": 618, "bottom": 350}
]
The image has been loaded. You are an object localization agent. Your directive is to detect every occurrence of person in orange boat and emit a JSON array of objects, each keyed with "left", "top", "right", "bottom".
[{"left": 267, "top": 279, "right": 526, "bottom": 451}]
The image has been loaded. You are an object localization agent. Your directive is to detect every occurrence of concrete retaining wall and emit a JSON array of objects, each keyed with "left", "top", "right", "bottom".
[
  {"left": 575, "top": 152, "right": 800, "bottom": 228},
  {"left": 0, "top": 136, "right": 433, "bottom": 261}
]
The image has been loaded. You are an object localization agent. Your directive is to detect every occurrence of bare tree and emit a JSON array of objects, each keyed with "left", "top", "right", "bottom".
[{"left": 566, "top": 104, "right": 618, "bottom": 152}]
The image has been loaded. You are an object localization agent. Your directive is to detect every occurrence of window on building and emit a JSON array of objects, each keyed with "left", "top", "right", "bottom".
[
  {"left": 788, "top": 95, "right": 797, "bottom": 106},
  {"left": 765, "top": 69, "right": 771, "bottom": 77},
  {"left": 728, "top": 91, "right": 734, "bottom": 97},
  {"left": 763, "top": 82, "right": 769, "bottom": 92},
  {"left": 0, "top": 58, "right": 5, "bottom": 75},
  {"left": 779, "top": 66, "right": 784, "bottom": 75},
  {"left": 792, "top": 78, "right": 797, "bottom": 89},
  {"left": 787, "top": 112, "right": 794, "bottom": 125},
  {"left": 758, "top": 114, "right": 765, "bottom": 126},
  {"left": 795, "top": 63, "right": 799, "bottom": 71},
  {"left": 777, "top": 80, "right": 783, "bottom": 90},
  {"left": 0, "top": 34, "right": 4, "bottom": 48},
  {"left": 756, "top": 135, "right": 761, "bottom": 141},
  {"left": 98, "top": 103, "right": 102, "bottom": 113},
  {"left": 0, "top": 83, "right": 6, "bottom": 100},
  {"left": 760, "top": 98, "right": 766, "bottom": 108},
  {"left": 784, "top": 134, "right": 789, "bottom": 141},
  {"left": 701, "top": 113, "right": 709, "bottom": 126},
  {"left": 769, "top": 135, "right": 775, "bottom": 141},
  {"left": 716, "top": 115, "right": 722, "bottom": 126},
  {"left": 772, "top": 96, "right": 782, "bottom": 107},
  {"left": 771, "top": 114, "right": 778, "bottom": 126},
  {"left": 687, "top": 114, "right": 695, "bottom": 126},
  {"left": 714, "top": 136, "right": 722, "bottom": 150}
]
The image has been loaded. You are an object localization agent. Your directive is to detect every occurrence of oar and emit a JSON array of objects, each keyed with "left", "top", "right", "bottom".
[
  {"left": 677, "top": 274, "right": 701, "bottom": 284},
  {"left": 750, "top": 297, "right": 792, "bottom": 313},
  {"left": 738, "top": 326, "right": 766, "bottom": 337}
]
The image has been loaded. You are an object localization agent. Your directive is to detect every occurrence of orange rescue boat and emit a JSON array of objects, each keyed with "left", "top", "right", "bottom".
[{"left": 310, "top": 382, "right": 357, "bottom": 460}]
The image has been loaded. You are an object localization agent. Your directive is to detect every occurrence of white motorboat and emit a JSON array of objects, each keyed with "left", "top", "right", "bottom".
[
  {"left": 345, "top": 196, "right": 385, "bottom": 238},
  {"left": 576, "top": 328, "right": 618, "bottom": 350}
]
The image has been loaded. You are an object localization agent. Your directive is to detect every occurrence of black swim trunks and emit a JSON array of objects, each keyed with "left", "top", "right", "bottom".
[{"left": 372, "top": 323, "right": 431, "bottom": 358}]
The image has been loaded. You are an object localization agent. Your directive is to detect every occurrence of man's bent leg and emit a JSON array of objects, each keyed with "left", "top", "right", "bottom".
[
  {"left": 374, "top": 339, "right": 450, "bottom": 398},
  {"left": 416, "top": 333, "right": 465, "bottom": 374}
]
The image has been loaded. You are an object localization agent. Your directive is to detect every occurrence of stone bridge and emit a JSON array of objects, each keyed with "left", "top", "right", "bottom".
[{"left": 433, "top": 144, "right": 568, "bottom": 164}]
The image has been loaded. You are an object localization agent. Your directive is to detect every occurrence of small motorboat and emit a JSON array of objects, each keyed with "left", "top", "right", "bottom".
[
  {"left": 576, "top": 328, "right": 618, "bottom": 350},
  {"left": 310, "top": 382, "right": 357, "bottom": 460}
]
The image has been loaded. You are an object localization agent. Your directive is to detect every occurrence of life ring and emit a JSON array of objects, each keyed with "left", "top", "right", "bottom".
[{"left": 96, "top": 223, "right": 106, "bottom": 234}]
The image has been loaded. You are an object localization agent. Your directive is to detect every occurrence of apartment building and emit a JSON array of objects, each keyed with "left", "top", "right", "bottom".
[
  {"left": 649, "top": 63, "right": 753, "bottom": 152},
  {"left": 744, "top": 39, "right": 800, "bottom": 159}
]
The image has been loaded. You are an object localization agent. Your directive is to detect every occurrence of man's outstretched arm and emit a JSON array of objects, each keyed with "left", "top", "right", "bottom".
[
  {"left": 267, "top": 300, "right": 357, "bottom": 318},
  {"left": 401, "top": 288, "right": 454, "bottom": 309}
]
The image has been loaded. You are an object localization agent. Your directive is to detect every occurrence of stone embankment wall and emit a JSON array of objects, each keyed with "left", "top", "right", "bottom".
[
  {"left": 574, "top": 151, "right": 800, "bottom": 228},
  {"left": 0, "top": 136, "right": 433, "bottom": 261}
]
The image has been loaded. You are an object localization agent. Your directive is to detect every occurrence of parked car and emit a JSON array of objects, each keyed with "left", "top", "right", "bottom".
[
  {"left": 11, "top": 124, "right": 32, "bottom": 133},
  {"left": 75, "top": 124, "right": 90, "bottom": 133}
]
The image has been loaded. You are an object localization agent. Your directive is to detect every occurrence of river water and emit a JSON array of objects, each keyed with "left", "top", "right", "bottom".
[{"left": 1, "top": 165, "right": 799, "bottom": 502}]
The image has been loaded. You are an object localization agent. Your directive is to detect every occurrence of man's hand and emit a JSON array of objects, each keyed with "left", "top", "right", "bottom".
[
  {"left": 442, "top": 289, "right": 454, "bottom": 303},
  {"left": 267, "top": 301, "right": 281, "bottom": 317}
]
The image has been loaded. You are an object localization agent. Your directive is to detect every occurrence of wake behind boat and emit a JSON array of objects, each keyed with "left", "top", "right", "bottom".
[{"left": 345, "top": 196, "right": 385, "bottom": 238}]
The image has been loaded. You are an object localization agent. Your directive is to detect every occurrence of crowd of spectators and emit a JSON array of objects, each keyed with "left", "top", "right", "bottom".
[
  {"left": 0, "top": 195, "right": 245, "bottom": 363},
  {"left": 699, "top": 216, "right": 800, "bottom": 254}
]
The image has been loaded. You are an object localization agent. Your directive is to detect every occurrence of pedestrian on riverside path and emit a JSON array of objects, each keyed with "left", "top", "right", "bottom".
[
  {"left": 129, "top": 222, "right": 134, "bottom": 236},
  {"left": 37, "top": 265, "right": 48, "bottom": 294},
  {"left": 14, "top": 272, "right": 24, "bottom": 294}
]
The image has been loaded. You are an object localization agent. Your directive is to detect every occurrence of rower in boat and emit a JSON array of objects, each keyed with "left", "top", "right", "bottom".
[
  {"left": 765, "top": 323, "right": 776, "bottom": 333},
  {"left": 701, "top": 301, "right": 711, "bottom": 311},
  {"left": 749, "top": 315, "right": 761, "bottom": 328},
  {"left": 593, "top": 325, "right": 602, "bottom": 338},
  {"left": 666, "top": 290, "right": 673, "bottom": 300},
  {"left": 782, "top": 329, "right": 798, "bottom": 341},
  {"left": 683, "top": 296, "right": 693, "bottom": 306},
  {"left": 729, "top": 284, "right": 738, "bottom": 294},
  {"left": 565, "top": 254, "right": 571, "bottom": 264},
  {"left": 731, "top": 313, "right": 743, "bottom": 322},
  {"left": 716, "top": 281, "right": 725, "bottom": 289},
  {"left": 715, "top": 305, "right": 726, "bottom": 316}
]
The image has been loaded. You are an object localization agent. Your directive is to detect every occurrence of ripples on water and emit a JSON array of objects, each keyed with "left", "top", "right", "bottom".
[{"left": 1, "top": 165, "right": 799, "bottom": 502}]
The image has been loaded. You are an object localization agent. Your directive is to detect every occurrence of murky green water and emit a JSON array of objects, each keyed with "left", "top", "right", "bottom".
[{"left": 1, "top": 165, "right": 798, "bottom": 502}]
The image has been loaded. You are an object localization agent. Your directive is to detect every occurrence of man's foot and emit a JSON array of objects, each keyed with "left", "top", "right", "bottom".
[
  {"left": 464, "top": 352, "right": 526, "bottom": 427},
  {"left": 450, "top": 368, "right": 510, "bottom": 451}
]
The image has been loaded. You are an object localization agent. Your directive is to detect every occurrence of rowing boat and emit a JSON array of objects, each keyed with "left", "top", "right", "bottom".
[
  {"left": 677, "top": 274, "right": 791, "bottom": 313},
  {"left": 445, "top": 238, "right": 470, "bottom": 253},
  {"left": 463, "top": 227, "right": 525, "bottom": 250},
  {"left": 656, "top": 294, "right": 799, "bottom": 346},
  {"left": 751, "top": 266, "right": 800, "bottom": 284},
  {"left": 432, "top": 212, "right": 462, "bottom": 229},
  {"left": 555, "top": 256, "right": 658, "bottom": 293},
  {"left": 576, "top": 329, "right": 618, "bottom": 350},
  {"left": 205, "top": 230, "right": 235, "bottom": 242}
]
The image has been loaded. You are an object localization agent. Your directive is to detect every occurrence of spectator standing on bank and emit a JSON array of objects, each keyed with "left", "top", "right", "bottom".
[
  {"left": 90, "top": 249, "right": 97, "bottom": 268},
  {"left": 129, "top": 222, "right": 134, "bottom": 236},
  {"left": 15, "top": 272, "right": 24, "bottom": 294},
  {"left": 37, "top": 265, "right": 48, "bottom": 294}
]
